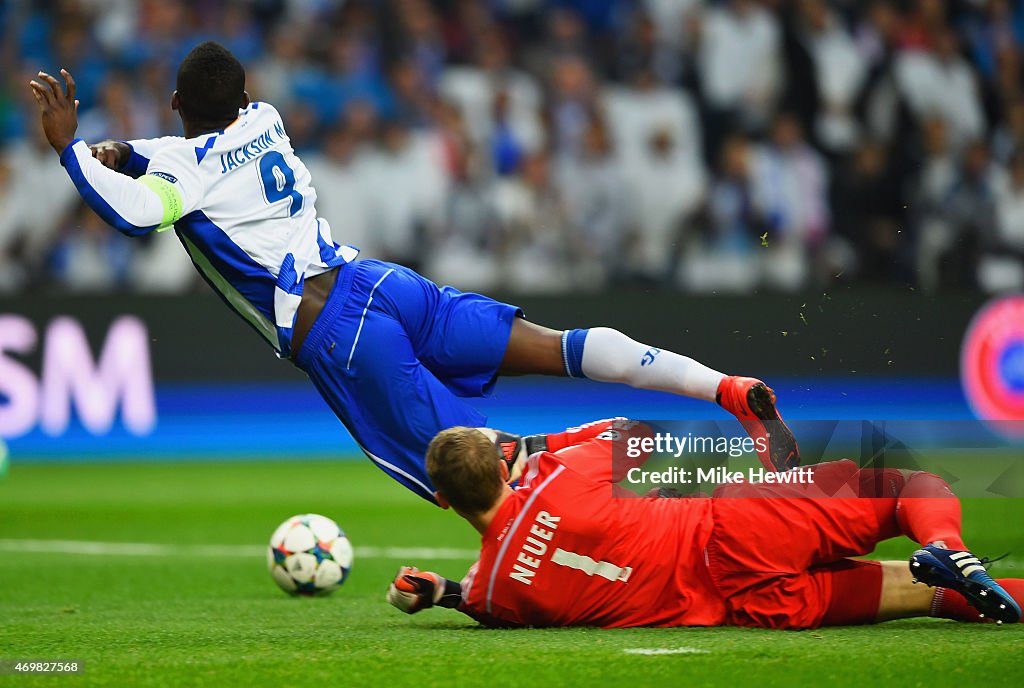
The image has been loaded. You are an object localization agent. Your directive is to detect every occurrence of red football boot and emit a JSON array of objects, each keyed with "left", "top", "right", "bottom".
[{"left": 716, "top": 376, "right": 800, "bottom": 472}]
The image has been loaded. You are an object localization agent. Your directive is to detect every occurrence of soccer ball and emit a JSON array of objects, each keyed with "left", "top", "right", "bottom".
[{"left": 267, "top": 513, "right": 353, "bottom": 596}]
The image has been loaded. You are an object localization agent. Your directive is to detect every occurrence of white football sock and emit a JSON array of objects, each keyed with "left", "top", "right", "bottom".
[{"left": 579, "top": 327, "right": 726, "bottom": 403}]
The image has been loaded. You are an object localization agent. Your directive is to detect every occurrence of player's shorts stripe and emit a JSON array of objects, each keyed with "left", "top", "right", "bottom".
[
  {"left": 346, "top": 268, "right": 395, "bottom": 369},
  {"left": 486, "top": 465, "right": 565, "bottom": 614},
  {"left": 355, "top": 439, "right": 433, "bottom": 497}
]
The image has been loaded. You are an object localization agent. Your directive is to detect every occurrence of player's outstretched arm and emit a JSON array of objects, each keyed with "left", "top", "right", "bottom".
[
  {"left": 497, "top": 418, "right": 629, "bottom": 481},
  {"left": 386, "top": 566, "right": 463, "bottom": 615},
  {"left": 543, "top": 418, "right": 629, "bottom": 452},
  {"left": 30, "top": 73, "right": 177, "bottom": 176},
  {"left": 525, "top": 418, "right": 656, "bottom": 485},
  {"left": 28, "top": 70, "right": 192, "bottom": 237}
]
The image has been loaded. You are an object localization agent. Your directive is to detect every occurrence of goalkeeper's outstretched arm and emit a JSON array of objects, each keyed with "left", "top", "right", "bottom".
[
  {"left": 386, "top": 566, "right": 463, "bottom": 615},
  {"left": 489, "top": 418, "right": 632, "bottom": 482}
]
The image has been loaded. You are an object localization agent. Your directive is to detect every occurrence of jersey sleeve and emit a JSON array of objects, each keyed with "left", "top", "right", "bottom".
[
  {"left": 534, "top": 418, "right": 655, "bottom": 484},
  {"left": 144, "top": 145, "right": 204, "bottom": 221},
  {"left": 543, "top": 418, "right": 625, "bottom": 452},
  {"left": 457, "top": 561, "right": 524, "bottom": 628},
  {"left": 119, "top": 136, "right": 186, "bottom": 178},
  {"left": 59, "top": 138, "right": 202, "bottom": 237}
]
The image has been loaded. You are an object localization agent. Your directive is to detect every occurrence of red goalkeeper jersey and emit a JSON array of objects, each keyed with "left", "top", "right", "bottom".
[{"left": 458, "top": 419, "right": 726, "bottom": 628}]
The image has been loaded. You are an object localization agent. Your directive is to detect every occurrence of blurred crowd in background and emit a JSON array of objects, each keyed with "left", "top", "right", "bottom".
[{"left": 2, "top": 0, "right": 1024, "bottom": 295}]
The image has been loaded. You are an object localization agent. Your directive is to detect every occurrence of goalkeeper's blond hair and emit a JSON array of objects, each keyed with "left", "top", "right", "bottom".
[{"left": 426, "top": 427, "right": 504, "bottom": 515}]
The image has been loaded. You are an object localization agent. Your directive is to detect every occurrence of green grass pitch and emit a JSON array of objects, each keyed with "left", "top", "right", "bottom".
[{"left": 1, "top": 459, "right": 1022, "bottom": 688}]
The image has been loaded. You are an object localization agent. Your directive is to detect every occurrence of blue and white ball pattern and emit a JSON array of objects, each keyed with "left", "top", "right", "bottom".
[{"left": 268, "top": 514, "right": 353, "bottom": 596}]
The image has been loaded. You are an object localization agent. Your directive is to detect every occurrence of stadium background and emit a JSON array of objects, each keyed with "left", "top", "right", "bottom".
[
  {"left": 1, "top": 3, "right": 1023, "bottom": 686},
  {"left": 2, "top": 0, "right": 1022, "bottom": 459}
]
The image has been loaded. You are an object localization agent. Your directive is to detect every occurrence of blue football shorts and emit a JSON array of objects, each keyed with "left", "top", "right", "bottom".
[{"left": 294, "top": 259, "right": 521, "bottom": 501}]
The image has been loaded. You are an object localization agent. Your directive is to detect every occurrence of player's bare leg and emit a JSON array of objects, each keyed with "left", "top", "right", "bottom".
[
  {"left": 881, "top": 561, "right": 1023, "bottom": 625},
  {"left": 838, "top": 470, "right": 1024, "bottom": 625},
  {"left": 826, "top": 560, "right": 1024, "bottom": 625},
  {"left": 499, "top": 320, "right": 799, "bottom": 471},
  {"left": 498, "top": 320, "right": 566, "bottom": 376},
  {"left": 877, "top": 469, "right": 1022, "bottom": 623},
  {"left": 875, "top": 561, "right": 937, "bottom": 621}
]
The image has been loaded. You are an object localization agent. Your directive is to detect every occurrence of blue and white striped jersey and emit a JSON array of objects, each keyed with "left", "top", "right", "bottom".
[{"left": 59, "top": 102, "right": 358, "bottom": 357}]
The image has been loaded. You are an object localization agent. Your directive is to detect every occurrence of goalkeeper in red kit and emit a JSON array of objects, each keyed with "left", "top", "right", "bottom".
[{"left": 386, "top": 419, "right": 1022, "bottom": 629}]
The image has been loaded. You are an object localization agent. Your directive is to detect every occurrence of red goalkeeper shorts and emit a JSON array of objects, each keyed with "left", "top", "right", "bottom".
[{"left": 705, "top": 460, "right": 905, "bottom": 629}]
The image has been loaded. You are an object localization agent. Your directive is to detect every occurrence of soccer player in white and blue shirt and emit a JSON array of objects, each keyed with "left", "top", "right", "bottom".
[{"left": 28, "top": 42, "right": 798, "bottom": 502}]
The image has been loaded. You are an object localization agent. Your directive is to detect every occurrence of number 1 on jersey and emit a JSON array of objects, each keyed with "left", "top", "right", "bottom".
[
  {"left": 259, "top": 151, "right": 303, "bottom": 217},
  {"left": 551, "top": 548, "right": 632, "bottom": 582}
]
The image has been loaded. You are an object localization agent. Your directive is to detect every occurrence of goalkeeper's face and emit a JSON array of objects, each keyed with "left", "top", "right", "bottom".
[{"left": 425, "top": 427, "right": 506, "bottom": 516}]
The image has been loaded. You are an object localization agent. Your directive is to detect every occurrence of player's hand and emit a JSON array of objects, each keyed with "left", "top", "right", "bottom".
[
  {"left": 90, "top": 140, "right": 131, "bottom": 170},
  {"left": 386, "top": 566, "right": 446, "bottom": 614},
  {"left": 493, "top": 431, "right": 549, "bottom": 483},
  {"left": 28, "top": 69, "right": 79, "bottom": 154}
]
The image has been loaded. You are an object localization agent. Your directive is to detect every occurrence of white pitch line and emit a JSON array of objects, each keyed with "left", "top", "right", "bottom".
[
  {"left": 0, "top": 539, "right": 478, "bottom": 560},
  {"left": 623, "top": 648, "right": 710, "bottom": 656},
  {"left": 1, "top": 540, "right": 1019, "bottom": 571}
]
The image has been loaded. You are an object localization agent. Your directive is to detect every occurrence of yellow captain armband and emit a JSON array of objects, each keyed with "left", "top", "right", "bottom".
[{"left": 138, "top": 174, "right": 185, "bottom": 231}]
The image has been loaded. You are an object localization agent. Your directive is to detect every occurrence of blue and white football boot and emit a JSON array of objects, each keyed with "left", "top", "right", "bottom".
[{"left": 910, "top": 543, "right": 1021, "bottom": 624}]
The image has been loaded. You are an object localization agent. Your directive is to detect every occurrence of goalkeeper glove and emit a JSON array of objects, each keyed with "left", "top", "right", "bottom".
[
  {"left": 492, "top": 431, "right": 549, "bottom": 482},
  {"left": 386, "top": 566, "right": 462, "bottom": 614}
]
